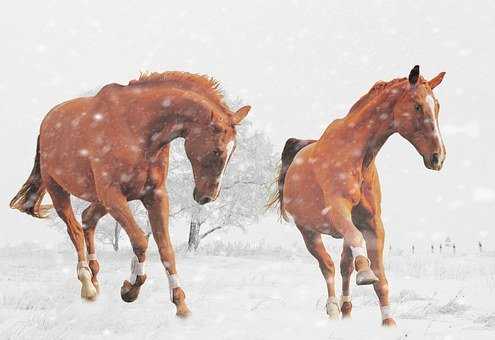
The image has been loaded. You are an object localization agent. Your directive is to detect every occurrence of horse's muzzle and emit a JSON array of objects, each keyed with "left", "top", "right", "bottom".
[
  {"left": 425, "top": 152, "right": 445, "bottom": 171},
  {"left": 193, "top": 188, "right": 214, "bottom": 205}
]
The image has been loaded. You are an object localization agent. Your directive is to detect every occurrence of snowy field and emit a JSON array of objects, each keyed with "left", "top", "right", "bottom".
[
  {"left": 2, "top": 1, "right": 495, "bottom": 339},
  {"left": 1, "top": 221, "right": 494, "bottom": 340}
]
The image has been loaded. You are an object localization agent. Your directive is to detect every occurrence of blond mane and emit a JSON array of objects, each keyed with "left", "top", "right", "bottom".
[{"left": 128, "top": 71, "right": 230, "bottom": 112}]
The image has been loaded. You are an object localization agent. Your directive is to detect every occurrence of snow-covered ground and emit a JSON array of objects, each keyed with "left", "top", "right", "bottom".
[{"left": 1, "top": 220, "right": 494, "bottom": 340}]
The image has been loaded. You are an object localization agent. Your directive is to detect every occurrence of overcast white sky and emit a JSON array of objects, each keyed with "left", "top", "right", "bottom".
[{"left": 1, "top": 0, "right": 494, "bottom": 250}]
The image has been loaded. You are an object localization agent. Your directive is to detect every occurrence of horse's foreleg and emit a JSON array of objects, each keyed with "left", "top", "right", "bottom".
[
  {"left": 324, "top": 199, "right": 378, "bottom": 286},
  {"left": 142, "top": 189, "right": 190, "bottom": 318},
  {"left": 362, "top": 220, "right": 396, "bottom": 327},
  {"left": 298, "top": 227, "right": 339, "bottom": 319},
  {"left": 81, "top": 203, "right": 107, "bottom": 294},
  {"left": 46, "top": 178, "right": 97, "bottom": 301},
  {"left": 340, "top": 245, "right": 353, "bottom": 318},
  {"left": 98, "top": 186, "right": 148, "bottom": 303}
]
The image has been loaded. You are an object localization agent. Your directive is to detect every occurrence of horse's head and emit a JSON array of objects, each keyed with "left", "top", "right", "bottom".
[
  {"left": 184, "top": 105, "right": 251, "bottom": 205},
  {"left": 393, "top": 65, "right": 446, "bottom": 171}
]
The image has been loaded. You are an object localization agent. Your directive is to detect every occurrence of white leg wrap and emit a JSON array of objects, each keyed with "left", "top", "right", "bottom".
[
  {"left": 129, "top": 256, "right": 145, "bottom": 285},
  {"left": 77, "top": 261, "right": 92, "bottom": 279},
  {"left": 327, "top": 296, "right": 338, "bottom": 304},
  {"left": 87, "top": 253, "right": 97, "bottom": 261},
  {"left": 380, "top": 305, "right": 393, "bottom": 320},
  {"left": 162, "top": 260, "right": 180, "bottom": 300},
  {"left": 326, "top": 296, "right": 340, "bottom": 319},
  {"left": 340, "top": 295, "right": 351, "bottom": 308},
  {"left": 78, "top": 260, "right": 90, "bottom": 270},
  {"left": 350, "top": 244, "right": 372, "bottom": 268},
  {"left": 350, "top": 245, "right": 367, "bottom": 259},
  {"left": 167, "top": 273, "right": 180, "bottom": 301},
  {"left": 168, "top": 273, "right": 180, "bottom": 289}
]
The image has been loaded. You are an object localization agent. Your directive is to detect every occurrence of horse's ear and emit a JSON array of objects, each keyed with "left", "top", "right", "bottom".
[
  {"left": 232, "top": 105, "right": 251, "bottom": 125},
  {"left": 428, "top": 72, "right": 446, "bottom": 89},
  {"left": 408, "top": 65, "right": 420, "bottom": 85}
]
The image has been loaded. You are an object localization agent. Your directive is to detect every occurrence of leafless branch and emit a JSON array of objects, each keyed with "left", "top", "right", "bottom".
[{"left": 200, "top": 225, "right": 225, "bottom": 239}]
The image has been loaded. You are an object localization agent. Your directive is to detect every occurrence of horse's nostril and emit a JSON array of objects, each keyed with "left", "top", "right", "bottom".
[
  {"left": 431, "top": 153, "right": 440, "bottom": 166},
  {"left": 199, "top": 196, "right": 212, "bottom": 205}
]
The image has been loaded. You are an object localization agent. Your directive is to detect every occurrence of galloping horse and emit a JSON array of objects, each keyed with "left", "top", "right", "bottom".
[
  {"left": 10, "top": 71, "right": 251, "bottom": 317},
  {"left": 269, "top": 66, "right": 446, "bottom": 326}
]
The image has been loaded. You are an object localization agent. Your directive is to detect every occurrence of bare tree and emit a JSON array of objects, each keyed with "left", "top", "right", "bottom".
[{"left": 168, "top": 120, "right": 278, "bottom": 251}]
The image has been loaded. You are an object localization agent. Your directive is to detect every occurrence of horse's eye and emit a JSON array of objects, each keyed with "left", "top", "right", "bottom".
[
  {"left": 212, "top": 125, "right": 223, "bottom": 134},
  {"left": 213, "top": 149, "right": 221, "bottom": 157},
  {"left": 415, "top": 104, "right": 422, "bottom": 113}
]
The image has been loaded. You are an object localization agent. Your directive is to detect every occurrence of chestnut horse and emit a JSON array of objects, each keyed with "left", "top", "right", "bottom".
[
  {"left": 10, "top": 71, "right": 251, "bottom": 317},
  {"left": 269, "top": 66, "right": 446, "bottom": 326}
]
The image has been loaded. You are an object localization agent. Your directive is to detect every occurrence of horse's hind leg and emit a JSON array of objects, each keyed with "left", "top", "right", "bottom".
[
  {"left": 340, "top": 245, "right": 353, "bottom": 318},
  {"left": 45, "top": 178, "right": 97, "bottom": 301},
  {"left": 323, "top": 199, "right": 378, "bottom": 286},
  {"left": 81, "top": 203, "right": 107, "bottom": 294},
  {"left": 298, "top": 227, "right": 339, "bottom": 319}
]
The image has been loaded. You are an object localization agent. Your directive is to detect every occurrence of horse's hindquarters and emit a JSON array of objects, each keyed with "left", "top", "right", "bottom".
[
  {"left": 283, "top": 146, "right": 334, "bottom": 233},
  {"left": 39, "top": 100, "right": 100, "bottom": 200}
]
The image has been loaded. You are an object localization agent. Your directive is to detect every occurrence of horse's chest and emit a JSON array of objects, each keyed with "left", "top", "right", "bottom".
[{"left": 120, "top": 165, "right": 153, "bottom": 198}]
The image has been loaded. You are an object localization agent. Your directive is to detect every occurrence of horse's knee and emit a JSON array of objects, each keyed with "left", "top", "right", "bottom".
[
  {"left": 339, "top": 228, "right": 366, "bottom": 249},
  {"left": 66, "top": 224, "right": 84, "bottom": 240},
  {"left": 132, "top": 234, "right": 149, "bottom": 258},
  {"left": 318, "top": 257, "right": 336, "bottom": 276}
]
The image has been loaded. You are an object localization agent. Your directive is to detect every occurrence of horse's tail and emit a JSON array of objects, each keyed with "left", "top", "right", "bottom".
[
  {"left": 267, "top": 138, "right": 316, "bottom": 221},
  {"left": 10, "top": 136, "right": 51, "bottom": 218}
]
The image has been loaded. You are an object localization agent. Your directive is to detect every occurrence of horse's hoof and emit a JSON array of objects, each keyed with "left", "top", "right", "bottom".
[
  {"left": 81, "top": 283, "right": 98, "bottom": 301},
  {"left": 341, "top": 301, "right": 352, "bottom": 319},
  {"left": 382, "top": 318, "right": 397, "bottom": 327},
  {"left": 120, "top": 275, "right": 146, "bottom": 303},
  {"left": 78, "top": 267, "right": 98, "bottom": 301},
  {"left": 356, "top": 269, "right": 379, "bottom": 285},
  {"left": 326, "top": 300, "right": 340, "bottom": 320}
]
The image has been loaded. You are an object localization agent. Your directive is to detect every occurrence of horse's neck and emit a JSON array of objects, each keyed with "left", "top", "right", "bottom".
[
  {"left": 323, "top": 83, "right": 404, "bottom": 167},
  {"left": 147, "top": 113, "right": 185, "bottom": 155},
  {"left": 142, "top": 91, "right": 205, "bottom": 156},
  {"left": 140, "top": 86, "right": 227, "bottom": 159}
]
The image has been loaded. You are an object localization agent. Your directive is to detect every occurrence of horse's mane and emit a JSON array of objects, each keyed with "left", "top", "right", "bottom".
[
  {"left": 128, "top": 71, "right": 230, "bottom": 112},
  {"left": 348, "top": 77, "right": 407, "bottom": 113}
]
